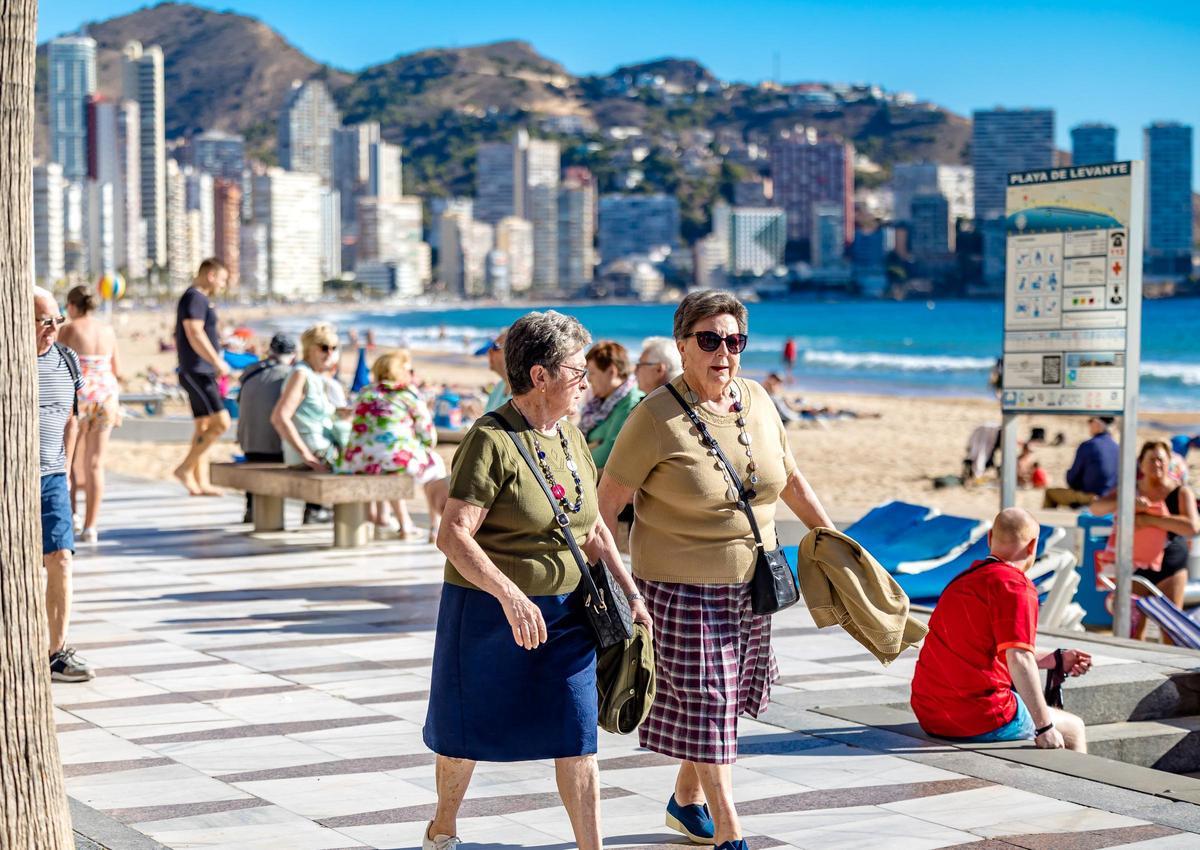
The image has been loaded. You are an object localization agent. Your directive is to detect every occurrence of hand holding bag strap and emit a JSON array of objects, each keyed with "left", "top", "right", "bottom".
[
  {"left": 486, "top": 412, "right": 604, "bottom": 602},
  {"left": 664, "top": 383, "right": 768, "bottom": 551}
]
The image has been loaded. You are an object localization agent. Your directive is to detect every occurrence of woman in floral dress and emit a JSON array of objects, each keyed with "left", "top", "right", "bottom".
[{"left": 337, "top": 350, "right": 449, "bottom": 540}]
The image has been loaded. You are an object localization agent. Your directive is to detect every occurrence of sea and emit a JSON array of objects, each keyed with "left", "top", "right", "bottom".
[{"left": 281, "top": 298, "right": 1200, "bottom": 413}]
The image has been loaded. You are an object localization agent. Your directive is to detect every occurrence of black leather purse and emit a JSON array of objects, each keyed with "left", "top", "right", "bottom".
[
  {"left": 488, "top": 413, "right": 634, "bottom": 650},
  {"left": 665, "top": 385, "right": 800, "bottom": 615}
]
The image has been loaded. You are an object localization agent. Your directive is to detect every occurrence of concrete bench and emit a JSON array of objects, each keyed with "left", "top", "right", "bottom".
[
  {"left": 120, "top": 392, "right": 167, "bottom": 416},
  {"left": 210, "top": 462, "right": 414, "bottom": 548}
]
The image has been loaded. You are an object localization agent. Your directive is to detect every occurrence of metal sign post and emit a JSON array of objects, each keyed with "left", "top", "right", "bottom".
[{"left": 999, "top": 161, "right": 1143, "bottom": 638}]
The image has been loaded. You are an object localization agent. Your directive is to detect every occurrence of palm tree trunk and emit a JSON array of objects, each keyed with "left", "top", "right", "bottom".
[{"left": 0, "top": 1, "right": 75, "bottom": 846}]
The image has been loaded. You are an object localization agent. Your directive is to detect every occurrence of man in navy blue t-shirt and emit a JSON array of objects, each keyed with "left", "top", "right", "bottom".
[
  {"left": 174, "top": 258, "right": 231, "bottom": 495},
  {"left": 1044, "top": 416, "right": 1119, "bottom": 509}
]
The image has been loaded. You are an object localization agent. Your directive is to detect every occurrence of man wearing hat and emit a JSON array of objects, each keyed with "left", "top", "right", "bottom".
[
  {"left": 1043, "top": 416, "right": 1120, "bottom": 509},
  {"left": 236, "top": 334, "right": 298, "bottom": 522}
]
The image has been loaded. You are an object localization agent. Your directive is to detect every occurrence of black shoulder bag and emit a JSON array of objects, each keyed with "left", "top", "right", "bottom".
[
  {"left": 487, "top": 413, "right": 633, "bottom": 650},
  {"left": 664, "top": 384, "right": 799, "bottom": 615}
]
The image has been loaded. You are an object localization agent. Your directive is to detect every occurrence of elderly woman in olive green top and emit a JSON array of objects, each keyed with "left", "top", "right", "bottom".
[
  {"left": 598, "top": 290, "right": 834, "bottom": 850},
  {"left": 423, "top": 310, "right": 651, "bottom": 850}
]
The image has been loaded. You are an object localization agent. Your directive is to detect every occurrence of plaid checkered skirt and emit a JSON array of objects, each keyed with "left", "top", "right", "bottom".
[{"left": 637, "top": 578, "right": 778, "bottom": 764}]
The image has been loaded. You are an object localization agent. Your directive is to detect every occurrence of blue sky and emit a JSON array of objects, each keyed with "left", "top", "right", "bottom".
[{"left": 40, "top": 1, "right": 1199, "bottom": 185}]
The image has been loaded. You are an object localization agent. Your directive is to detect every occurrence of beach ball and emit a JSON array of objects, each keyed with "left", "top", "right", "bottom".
[{"left": 98, "top": 273, "right": 125, "bottom": 301}]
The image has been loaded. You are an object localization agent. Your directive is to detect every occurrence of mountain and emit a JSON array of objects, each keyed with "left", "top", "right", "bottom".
[{"left": 36, "top": 2, "right": 974, "bottom": 236}]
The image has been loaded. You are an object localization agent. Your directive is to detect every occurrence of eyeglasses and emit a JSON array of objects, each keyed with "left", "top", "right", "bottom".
[
  {"left": 684, "top": 331, "right": 748, "bottom": 354},
  {"left": 36, "top": 316, "right": 66, "bottom": 329},
  {"left": 319, "top": 344, "right": 338, "bottom": 353},
  {"left": 558, "top": 364, "right": 588, "bottom": 383},
  {"left": 635, "top": 361, "right": 659, "bottom": 370}
]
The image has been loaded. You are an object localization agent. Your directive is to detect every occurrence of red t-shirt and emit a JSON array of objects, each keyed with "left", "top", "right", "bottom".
[{"left": 910, "top": 557, "right": 1039, "bottom": 738}]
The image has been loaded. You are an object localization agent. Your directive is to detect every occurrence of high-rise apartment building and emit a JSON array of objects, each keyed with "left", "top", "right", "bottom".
[
  {"left": 87, "top": 95, "right": 144, "bottom": 278},
  {"left": 333, "top": 122, "right": 381, "bottom": 226},
  {"left": 909, "top": 193, "right": 952, "bottom": 259},
  {"left": 810, "top": 202, "right": 846, "bottom": 269},
  {"left": 122, "top": 41, "right": 167, "bottom": 266},
  {"left": 972, "top": 108, "right": 1055, "bottom": 221},
  {"left": 357, "top": 196, "right": 422, "bottom": 262},
  {"left": 972, "top": 108, "right": 1055, "bottom": 289},
  {"left": 192, "top": 130, "right": 246, "bottom": 180},
  {"left": 48, "top": 36, "right": 97, "bottom": 183},
  {"left": 496, "top": 216, "right": 534, "bottom": 294},
  {"left": 184, "top": 167, "right": 215, "bottom": 261},
  {"left": 429, "top": 197, "right": 473, "bottom": 251},
  {"left": 475, "top": 135, "right": 524, "bottom": 224},
  {"left": 85, "top": 181, "right": 116, "bottom": 276},
  {"left": 33, "top": 163, "right": 65, "bottom": 285},
  {"left": 769, "top": 128, "right": 854, "bottom": 246},
  {"left": 891, "top": 163, "right": 974, "bottom": 223},
  {"left": 367, "top": 140, "right": 403, "bottom": 199},
  {"left": 1071, "top": 123, "right": 1117, "bottom": 167},
  {"left": 253, "top": 168, "right": 324, "bottom": 297},
  {"left": 597, "top": 194, "right": 680, "bottom": 263},
  {"left": 213, "top": 178, "right": 241, "bottom": 288},
  {"left": 63, "top": 181, "right": 87, "bottom": 278},
  {"left": 240, "top": 221, "right": 269, "bottom": 296},
  {"left": 558, "top": 167, "right": 595, "bottom": 293},
  {"left": 279, "top": 79, "right": 340, "bottom": 185},
  {"left": 1145, "top": 122, "right": 1194, "bottom": 275},
  {"left": 164, "top": 159, "right": 191, "bottom": 290},
  {"left": 438, "top": 209, "right": 493, "bottom": 297},
  {"left": 319, "top": 188, "right": 342, "bottom": 280},
  {"left": 711, "top": 203, "right": 787, "bottom": 276}
]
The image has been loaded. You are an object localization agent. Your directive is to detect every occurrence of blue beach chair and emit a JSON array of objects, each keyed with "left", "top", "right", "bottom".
[
  {"left": 871, "top": 514, "right": 984, "bottom": 571},
  {"left": 840, "top": 501, "right": 933, "bottom": 553}
]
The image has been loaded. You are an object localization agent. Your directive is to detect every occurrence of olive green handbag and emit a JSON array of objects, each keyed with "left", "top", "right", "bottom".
[{"left": 595, "top": 622, "right": 656, "bottom": 734}]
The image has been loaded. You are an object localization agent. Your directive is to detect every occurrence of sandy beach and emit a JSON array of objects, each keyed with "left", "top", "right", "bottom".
[{"left": 99, "top": 303, "right": 1200, "bottom": 525}]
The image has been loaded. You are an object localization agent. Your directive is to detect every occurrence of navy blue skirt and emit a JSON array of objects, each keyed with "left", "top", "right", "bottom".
[{"left": 423, "top": 583, "right": 598, "bottom": 761}]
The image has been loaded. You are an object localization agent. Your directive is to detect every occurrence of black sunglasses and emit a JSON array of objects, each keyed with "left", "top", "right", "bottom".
[
  {"left": 319, "top": 344, "right": 338, "bottom": 353},
  {"left": 685, "top": 331, "right": 748, "bottom": 354}
]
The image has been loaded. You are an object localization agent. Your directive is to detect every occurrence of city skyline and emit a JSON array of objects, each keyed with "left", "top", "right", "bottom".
[{"left": 38, "top": 1, "right": 1200, "bottom": 187}]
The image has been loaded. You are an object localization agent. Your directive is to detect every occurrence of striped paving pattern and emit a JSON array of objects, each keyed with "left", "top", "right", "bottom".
[{"left": 54, "top": 477, "right": 1190, "bottom": 849}]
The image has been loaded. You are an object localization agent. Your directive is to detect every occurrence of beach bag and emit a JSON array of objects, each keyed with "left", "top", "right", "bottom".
[
  {"left": 665, "top": 385, "right": 799, "bottom": 615},
  {"left": 487, "top": 413, "right": 634, "bottom": 650}
]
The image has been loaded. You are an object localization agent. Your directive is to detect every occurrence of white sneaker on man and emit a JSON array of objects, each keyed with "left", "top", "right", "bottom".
[
  {"left": 422, "top": 823, "right": 461, "bottom": 850},
  {"left": 79, "top": 527, "right": 98, "bottom": 544}
]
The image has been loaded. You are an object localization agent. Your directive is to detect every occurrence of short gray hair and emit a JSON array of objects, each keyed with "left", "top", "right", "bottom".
[
  {"left": 640, "top": 336, "right": 682, "bottom": 380},
  {"left": 673, "top": 290, "right": 748, "bottom": 340},
  {"left": 505, "top": 310, "right": 592, "bottom": 395}
]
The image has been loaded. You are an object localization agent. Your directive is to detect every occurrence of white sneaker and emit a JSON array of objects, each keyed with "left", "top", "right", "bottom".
[
  {"left": 79, "top": 527, "right": 98, "bottom": 544},
  {"left": 73, "top": 513, "right": 83, "bottom": 534},
  {"left": 422, "top": 823, "right": 462, "bottom": 850}
]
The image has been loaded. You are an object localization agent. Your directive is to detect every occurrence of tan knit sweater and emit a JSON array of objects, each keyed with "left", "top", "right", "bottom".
[{"left": 604, "top": 376, "right": 798, "bottom": 584}]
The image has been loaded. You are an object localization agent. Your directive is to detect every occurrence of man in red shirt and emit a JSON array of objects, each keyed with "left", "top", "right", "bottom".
[{"left": 911, "top": 508, "right": 1091, "bottom": 751}]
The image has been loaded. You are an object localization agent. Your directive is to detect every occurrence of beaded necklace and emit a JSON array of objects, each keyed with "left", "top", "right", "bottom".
[
  {"left": 683, "top": 379, "right": 758, "bottom": 503},
  {"left": 511, "top": 401, "right": 585, "bottom": 514}
]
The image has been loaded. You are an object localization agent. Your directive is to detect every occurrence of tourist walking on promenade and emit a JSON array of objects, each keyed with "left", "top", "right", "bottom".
[
  {"left": 598, "top": 291, "right": 834, "bottom": 850},
  {"left": 173, "top": 258, "right": 231, "bottom": 496},
  {"left": 33, "top": 287, "right": 94, "bottom": 682},
  {"left": 423, "top": 311, "right": 650, "bottom": 850},
  {"left": 337, "top": 349, "right": 449, "bottom": 541},
  {"left": 634, "top": 336, "right": 682, "bottom": 394},
  {"left": 582, "top": 341, "right": 644, "bottom": 470},
  {"left": 59, "top": 285, "right": 123, "bottom": 543}
]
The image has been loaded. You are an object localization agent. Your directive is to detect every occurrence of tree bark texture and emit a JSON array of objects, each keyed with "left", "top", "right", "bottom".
[{"left": 0, "top": 2, "right": 74, "bottom": 847}]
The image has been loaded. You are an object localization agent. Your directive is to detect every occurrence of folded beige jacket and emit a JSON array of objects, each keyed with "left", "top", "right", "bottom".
[{"left": 796, "top": 527, "right": 928, "bottom": 665}]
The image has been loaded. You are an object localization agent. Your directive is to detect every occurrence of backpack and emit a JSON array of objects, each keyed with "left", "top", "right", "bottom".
[{"left": 53, "top": 342, "right": 81, "bottom": 415}]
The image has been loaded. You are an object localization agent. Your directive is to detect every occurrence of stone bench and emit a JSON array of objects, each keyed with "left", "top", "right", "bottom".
[{"left": 210, "top": 462, "right": 414, "bottom": 548}]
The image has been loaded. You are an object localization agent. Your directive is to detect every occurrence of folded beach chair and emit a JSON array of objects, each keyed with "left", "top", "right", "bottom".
[
  {"left": 1134, "top": 586, "right": 1200, "bottom": 649},
  {"left": 840, "top": 501, "right": 933, "bottom": 553}
]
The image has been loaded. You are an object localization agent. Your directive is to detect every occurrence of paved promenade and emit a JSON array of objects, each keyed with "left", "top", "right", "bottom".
[{"left": 57, "top": 476, "right": 1199, "bottom": 849}]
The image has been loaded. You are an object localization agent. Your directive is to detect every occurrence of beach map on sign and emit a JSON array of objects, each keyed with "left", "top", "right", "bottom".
[{"left": 1001, "top": 163, "right": 1135, "bottom": 414}]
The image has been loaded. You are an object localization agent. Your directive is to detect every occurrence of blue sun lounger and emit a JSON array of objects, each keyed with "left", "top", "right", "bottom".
[
  {"left": 868, "top": 514, "right": 984, "bottom": 571},
  {"left": 839, "top": 501, "right": 933, "bottom": 553},
  {"left": 893, "top": 525, "right": 1061, "bottom": 605}
]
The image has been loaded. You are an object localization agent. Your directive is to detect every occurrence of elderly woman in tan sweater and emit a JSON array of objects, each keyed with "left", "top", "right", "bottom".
[{"left": 597, "top": 290, "right": 833, "bottom": 850}]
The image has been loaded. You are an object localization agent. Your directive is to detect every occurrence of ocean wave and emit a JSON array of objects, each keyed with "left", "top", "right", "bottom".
[
  {"left": 800, "top": 350, "right": 995, "bottom": 372},
  {"left": 1141, "top": 361, "right": 1200, "bottom": 386}
]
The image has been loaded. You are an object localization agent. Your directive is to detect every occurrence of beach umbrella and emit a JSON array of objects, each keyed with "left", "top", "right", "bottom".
[
  {"left": 351, "top": 346, "right": 370, "bottom": 392},
  {"left": 97, "top": 272, "right": 125, "bottom": 301}
]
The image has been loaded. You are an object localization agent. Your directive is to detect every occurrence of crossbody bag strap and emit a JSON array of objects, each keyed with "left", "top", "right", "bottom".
[
  {"left": 486, "top": 412, "right": 604, "bottom": 601},
  {"left": 664, "top": 383, "right": 767, "bottom": 552}
]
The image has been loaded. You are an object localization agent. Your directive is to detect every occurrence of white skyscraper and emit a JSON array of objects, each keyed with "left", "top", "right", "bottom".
[
  {"left": 810, "top": 201, "right": 846, "bottom": 269},
  {"left": 86, "top": 95, "right": 145, "bottom": 278},
  {"left": 86, "top": 181, "right": 116, "bottom": 276},
  {"left": 496, "top": 216, "right": 534, "bottom": 294},
  {"left": 357, "top": 196, "right": 422, "bottom": 262},
  {"left": 475, "top": 136, "right": 524, "bottom": 224},
  {"left": 319, "top": 188, "right": 342, "bottom": 280},
  {"left": 63, "top": 181, "right": 87, "bottom": 278},
  {"left": 525, "top": 138, "right": 560, "bottom": 293},
  {"left": 33, "top": 163, "right": 65, "bottom": 286},
  {"left": 122, "top": 41, "right": 167, "bottom": 266},
  {"left": 279, "top": 79, "right": 340, "bottom": 185},
  {"left": 239, "top": 221, "right": 269, "bottom": 296},
  {"left": 253, "top": 168, "right": 324, "bottom": 298},
  {"left": 558, "top": 168, "right": 595, "bottom": 293},
  {"left": 165, "top": 159, "right": 191, "bottom": 290},
  {"left": 438, "top": 209, "right": 492, "bottom": 297},
  {"left": 184, "top": 167, "right": 215, "bottom": 261},
  {"left": 332, "top": 122, "right": 381, "bottom": 226},
  {"left": 712, "top": 203, "right": 787, "bottom": 276},
  {"left": 48, "top": 36, "right": 97, "bottom": 183},
  {"left": 367, "top": 140, "right": 403, "bottom": 199},
  {"left": 598, "top": 194, "right": 680, "bottom": 263},
  {"left": 891, "top": 162, "right": 974, "bottom": 224}
]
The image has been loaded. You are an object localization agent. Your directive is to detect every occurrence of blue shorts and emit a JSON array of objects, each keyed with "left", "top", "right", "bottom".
[
  {"left": 41, "top": 473, "right": 74, "bottom": 555},
  {"left": 955, "top": 693, "right": 1036, "bottom": 743}
]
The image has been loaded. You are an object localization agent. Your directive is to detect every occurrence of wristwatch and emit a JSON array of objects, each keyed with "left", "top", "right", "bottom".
[{"left": 1035, "top": 722, "right": 1055, "bottom": 736}]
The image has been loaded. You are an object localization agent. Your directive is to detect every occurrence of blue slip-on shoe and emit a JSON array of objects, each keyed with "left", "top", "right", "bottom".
[
  {"left": 665, "top": 794, "right": 715, "bottom": 844},
  {"left": 715, "top": 841, "right": 749, "bottom": 850}
]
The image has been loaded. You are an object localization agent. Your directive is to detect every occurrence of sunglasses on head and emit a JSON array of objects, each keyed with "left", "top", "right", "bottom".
[
  {"left": 37, "top": 316, "right": 66, "bottom": 329},
  {"left": 685, "top": 331, "right": 748, "bottom": 354}
]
